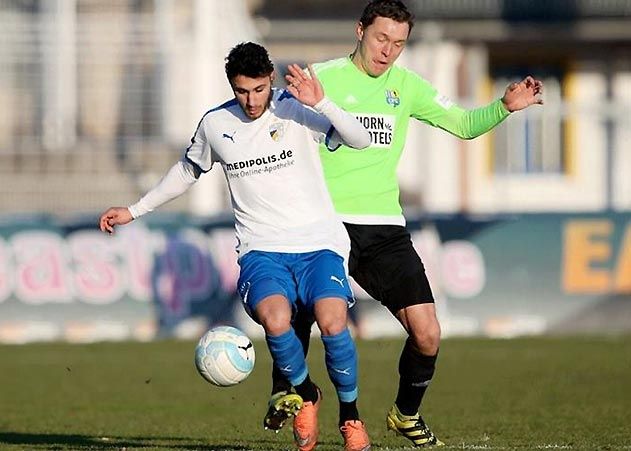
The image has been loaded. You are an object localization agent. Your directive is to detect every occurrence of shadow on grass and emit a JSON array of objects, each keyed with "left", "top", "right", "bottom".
[{"left": 0, "top": 432, "right": 254, "bottom": 450}]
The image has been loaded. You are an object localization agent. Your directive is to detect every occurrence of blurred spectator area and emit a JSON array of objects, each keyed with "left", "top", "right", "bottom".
[
  {"left": 257, "top": 0, "right": 631, "bottom": 20},
  {"left": 1, "top": 0, "right": 631, "bottom": 216},
  {"left": 1, "top": 0, "right": 178, "bottom": 214}
]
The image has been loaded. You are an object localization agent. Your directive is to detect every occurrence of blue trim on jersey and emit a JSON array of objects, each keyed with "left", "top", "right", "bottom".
[
  {"left": 184, "top": 155, "right": 205, "bottom": 175},
  {"left": 208, "top": 98, "right": 238, "bottom": 113},
  {"left": 184, "top": 99, "right": 239, "bottom": 174},
  {"left": 324, "top": 125, "right": 341, "bottom": 152},
  {"left": 184, "top": 111, "right": 211, "bottom": 172},
  {"left": 277, "top": 89, "right": 294, "bottom": 102}
]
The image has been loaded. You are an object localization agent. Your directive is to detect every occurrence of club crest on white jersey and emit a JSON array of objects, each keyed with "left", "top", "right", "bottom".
[{"left": 269, "top": 121, "right": 286, "bottom": 142}]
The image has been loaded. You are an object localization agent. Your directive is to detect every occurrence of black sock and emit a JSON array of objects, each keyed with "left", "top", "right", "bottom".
[
  {"left": 271, "top": 364, "right": 292, "bottom": 395},
  {"left": 294, "top": 375, "right": 318, "bottom": 403},
  {"left": 339, "top": 400, "right": 359, "bottom": 426},
  {"left": 395, "top": 339, "right": 438, "bottom": 416}
]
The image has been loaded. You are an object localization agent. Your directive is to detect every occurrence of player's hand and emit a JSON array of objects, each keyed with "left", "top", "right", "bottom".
[
  {"left": 285, "top": 64, "right": 324, "bottom": 107},
  {"left": 99, "top": 207, "right": 133, "bottom": 234},
  {"left": 501, "top": 76, "right": 544, "bottom": 112}
]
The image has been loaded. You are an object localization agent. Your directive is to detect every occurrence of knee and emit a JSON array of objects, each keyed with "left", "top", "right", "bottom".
[
  {"left": 317, "top": 316, "right": 347, "bottom": 336},
  {"left": 259, "top": 312, "right": 291, "bottom": 336},
  {"left": 314, "top": 298, "right": 348, "bottom": 336},
  {"left": 409, "top": 319, "right": 441, "bottom": 355}
]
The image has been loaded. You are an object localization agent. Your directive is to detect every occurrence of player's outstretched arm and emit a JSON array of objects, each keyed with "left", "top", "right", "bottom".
[
  {"left": 99, "top": 160, "right": 199, "bottom": 234},
  {"left": 502, "top": 76, "right": 544, "bottom": 112},
  {"left": 99, "top": 207, "right": 133, "bottom": 234},
  {"left": 285, "top": 63, "right": 370, "bottom": 149},
  {"left": 285, "top": 63, "right": 324, "bottom": 107},
  {"left": 422, "top": 76, "right": 542, "bottom": 140}
]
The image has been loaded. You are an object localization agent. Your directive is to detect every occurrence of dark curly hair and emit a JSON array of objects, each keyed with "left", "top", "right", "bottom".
[
  {"left": 225, "top": 42, "right": 274, "bottom": 81},
  {"left": 360, "top": 0, "right": 414, "bottom": 33}
]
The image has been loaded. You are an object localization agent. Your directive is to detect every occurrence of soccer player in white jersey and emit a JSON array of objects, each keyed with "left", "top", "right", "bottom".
[{"left": 98, "top": 42, "right": 372, "bottom": 451}]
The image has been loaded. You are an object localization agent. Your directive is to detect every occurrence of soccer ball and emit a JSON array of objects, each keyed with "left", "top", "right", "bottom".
[{"left": 194, "top": 326, "right": 255, "bottom": 387}]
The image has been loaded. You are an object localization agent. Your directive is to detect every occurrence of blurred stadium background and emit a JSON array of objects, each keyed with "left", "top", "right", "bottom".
[{"left": 1, "top": 0, "right": 631, "bottom": 344}]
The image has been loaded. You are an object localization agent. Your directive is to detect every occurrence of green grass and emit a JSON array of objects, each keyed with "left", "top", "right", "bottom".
[{"left": 1, "top": 336, "right": 630, "bottom": 450}]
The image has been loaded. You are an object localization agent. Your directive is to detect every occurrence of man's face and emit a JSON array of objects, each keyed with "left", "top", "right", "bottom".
[
  {"left": 230, "top": 74, "right": 273, "bottom": 120},
  {"left": 354, "top": 16, "right": 409, "bottom": 77}
]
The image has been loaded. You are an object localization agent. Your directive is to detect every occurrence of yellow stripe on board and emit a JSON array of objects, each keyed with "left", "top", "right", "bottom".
[
  {"left": 563, "top": 64, "right": 576, "bottom": 177},
  {"left": 480, "top": 76, "right": 494, "bottom": 178}
]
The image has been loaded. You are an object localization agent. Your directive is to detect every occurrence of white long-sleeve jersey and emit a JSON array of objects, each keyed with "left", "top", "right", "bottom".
[{"left": 129, "top": 88, "right": 370, "bottom": 258}]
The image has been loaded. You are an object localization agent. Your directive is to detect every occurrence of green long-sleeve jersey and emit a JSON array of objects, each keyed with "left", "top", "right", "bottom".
[{"left": 314, "top": 57, "right": 510, "bottom": 225}]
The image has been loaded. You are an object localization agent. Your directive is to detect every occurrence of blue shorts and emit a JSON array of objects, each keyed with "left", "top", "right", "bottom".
[{"left": 237, "top": 249, "right": 354, "bottom": 321}]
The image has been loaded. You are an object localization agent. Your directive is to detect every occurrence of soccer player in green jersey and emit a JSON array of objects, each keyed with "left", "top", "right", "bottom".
[{"left": 265, "top": 1, "right": 543, "bottom": 447}]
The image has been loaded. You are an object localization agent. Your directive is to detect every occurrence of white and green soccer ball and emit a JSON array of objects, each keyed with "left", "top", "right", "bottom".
[{"left": 195, "top": 326, "right": 255, "bottom": 387}]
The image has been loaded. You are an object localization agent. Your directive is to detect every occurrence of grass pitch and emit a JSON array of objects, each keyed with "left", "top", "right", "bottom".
[{"left": 1, "top": 336, "right": 630, "bottom": 450}]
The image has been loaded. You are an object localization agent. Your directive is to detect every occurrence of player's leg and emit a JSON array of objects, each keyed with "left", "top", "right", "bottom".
[
  {"left": 387, "top": 304, "right": 443, "bottom": 447},
  {"left": 256, "top": 296, "right": 322, "bottom": 450},
  {"left": 260, "top": 295, "right": 305, "bottom": 433},
  {"left": 265, "top": 306, "right": 315, "bottom": 431},
  {"left": 270, "top": 307, "right": 314, "bottom": 393},
  {"left": 255, "top": 294, "right": 308, "bottom": 387},
  {"left": 238, "top": 252, "right": 310, "bottom": 435},
  {"left": 298, "top": 249, "right": 371, "bottom": 451},
  {"left": 344, "top": 224, "right": 443, "bottom": 447},
  {"left": 254, "top": 295, "right": 319, "bottom": 407},
  {"left": 395, "top": 303, "right": 440, "bottom": 413}
]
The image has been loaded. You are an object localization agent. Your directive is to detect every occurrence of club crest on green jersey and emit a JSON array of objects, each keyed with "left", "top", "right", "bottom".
[
  {"left": 385, "top": 89, "right": 400, "bottom": 107},
  {"left": 269, "top": 122, "right": 286, "bottom": 142}
]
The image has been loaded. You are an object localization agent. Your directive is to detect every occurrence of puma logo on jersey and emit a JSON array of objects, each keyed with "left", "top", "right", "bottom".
[
  {"left": 330, "top": 275, "right": 345, "bottom": 287},
  {"left": 222, "top": 131, "right": 236, "bottom": 143}
]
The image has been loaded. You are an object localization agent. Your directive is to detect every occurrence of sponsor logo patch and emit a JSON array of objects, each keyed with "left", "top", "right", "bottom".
[{"left": 355, "top": 114, "right": 395, "bottom": 148}]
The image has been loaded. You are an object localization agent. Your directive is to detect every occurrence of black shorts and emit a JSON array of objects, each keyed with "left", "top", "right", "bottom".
[{"left": 344, "top": 223, "right": 434, "bottom": 314}]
